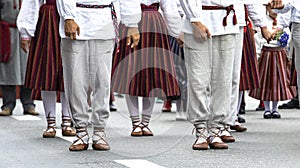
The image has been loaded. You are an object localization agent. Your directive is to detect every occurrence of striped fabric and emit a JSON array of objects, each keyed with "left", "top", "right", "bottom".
[
  {"left": 0, "top": 21, "right": 12, "bottom": 62},
  {"left": 290, "top": 48, "right": 297, "bottom": 86},
  {"left": 24, "top": 3, "right": 64, "bottom": 92},
  {"left": 249, "top": 46, "right": 297, "bottom": 101},
  {"left": 239, "top": 23, "right": 260, "bottom": 91},
  {"left": 111, "top": 3, "right": 180, "bottom": 98}
]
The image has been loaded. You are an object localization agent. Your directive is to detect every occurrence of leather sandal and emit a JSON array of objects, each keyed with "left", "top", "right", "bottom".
[
  {"left": 140, "top": 123, "right": 153, "bottom": 136},
  {"left": 207, "top": 129, "right": 228, "bottom": 149},
  {"left": 192, "top": 128, "right": 209, "bottom": 150},
  {"left": 131, "top": 125, "right": 143, "bottom": 136},
  {"left": 69, "top": 131, "right": 89, "bottom": 151},
  {"left": 92, "top": 132, "right": 110, "bottom": 151},
  {"left": 61, "top": 118, "right": 76, "bottom": 136},
  {"left": 43, "top": 126, "right": 56, "bottom": 138}
]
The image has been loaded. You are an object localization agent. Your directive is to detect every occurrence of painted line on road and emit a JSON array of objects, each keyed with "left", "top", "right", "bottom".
[
  {"left": 12, "top": 115, "right": 41, "bottom": 121},
  {"left": 114, "top": 159, "right": 165, "bottom": 168},
  {"left": 55, "top": 129, "right": 75, "bottom": 142}
]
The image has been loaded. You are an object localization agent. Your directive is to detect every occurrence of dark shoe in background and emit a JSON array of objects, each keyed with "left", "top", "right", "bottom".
[
  {"left": 278, "top": 99, "right": 300, "bottom": 109},
  {"left": 256, "top": 101, "right": 265, "bottom": 111},
  {"left": 0, "top": 107, "right": 12, "bottom": 116}
]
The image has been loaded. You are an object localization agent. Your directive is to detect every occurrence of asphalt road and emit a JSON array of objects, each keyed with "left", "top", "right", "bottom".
[{"left": 1, "top": 93, "right": 300, "bottom": 168}]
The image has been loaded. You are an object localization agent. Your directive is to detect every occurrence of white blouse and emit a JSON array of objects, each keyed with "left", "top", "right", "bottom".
[{"left": 141, "top": 0, "right": 182, "bottom": 38}]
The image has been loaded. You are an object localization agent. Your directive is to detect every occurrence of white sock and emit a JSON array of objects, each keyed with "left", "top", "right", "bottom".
[
  {"left": 41, "top": 91, "right": 56, "bottom": 118},
  {"left": 264, "top": 101, "right": 271, "bottom": 112},
  {"left": 126, "top": 95, "right": 139, "bottom": 117},
  {"left": 272, "top": 101, "right": 278, "bottom": 112}
]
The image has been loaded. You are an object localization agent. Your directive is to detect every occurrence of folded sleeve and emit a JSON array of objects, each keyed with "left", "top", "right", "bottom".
[
  {"left": 16, "top": 0, "right": 42, "bottom": 38},
  {"left": 56, "top": 0, "right": 76, "bottom": 21},
  {"left": 119, "top": 0, "right": 141, "bottom": 28},
  {"left": 179, "top": 0, "right": 202, "bottom": 22}
]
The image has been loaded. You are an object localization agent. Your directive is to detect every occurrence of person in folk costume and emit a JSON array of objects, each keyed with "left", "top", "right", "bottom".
[
  {"left": 161, "top": 0, "right": 188, "bottom": 121},
  {"left": 111, "top": 0, "right": 182, "bottom": 137},
  {"left": 249, "top": 3, "right": 296, "bottom": 119},
  {"left": 277, "top": 5, "right": 300, "bottom": 109},
  {"left": 56, "top": 0, "right": 141, "bottom": 151},
  {"left": 180, "top": 0, "right": 244, "bottom": 150},
  {"left": 17, "top": 0, "right": 76, "bottom": 138},
  {"left": 0, "top": 0, "right": 38, "bottom": 116},
  {"left": 226, "top": 4, "right": 272, "bottom": 132}
]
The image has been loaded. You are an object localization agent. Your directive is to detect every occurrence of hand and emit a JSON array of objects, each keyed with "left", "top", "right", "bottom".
[
  {"left": 269, "top": 0, "right": 284, "bottom": 9},
  {"left": 176, "top": 32, "right": 184, "bottom": 47},
  {"left": 270, "top": 28, "right": 282, "bottom": 39},
  {"left": 126, "top": 27, "right": 140, "bottom": 48},
  {"left": 260, "top": 27, "right": 272, "bottom": 43},
  {"left": 20, "top": 39, "right": 31, "bottom": 53},
  {"left": 191, "top": 21, "right": 211, "bottom": 43},
  {"left": 64, "top": 19, "right": 80, "bottom": 40}
]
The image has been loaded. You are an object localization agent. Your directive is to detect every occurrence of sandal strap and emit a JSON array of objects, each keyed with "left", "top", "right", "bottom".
[
  {"left": 73, "top": 132, "right": 88, "bottom": 145},
  {"left": 192, "top": 128, "right": 207, "bottom": 139},
  {"left": 139, "top": 123, "right": 151, "bottom": 131},
  {"left": 93, "top": 132, "right": 108, "bottom": 145}
]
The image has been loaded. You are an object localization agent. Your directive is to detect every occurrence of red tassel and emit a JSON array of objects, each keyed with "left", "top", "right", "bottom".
[
  {"left": 223, "top": 17, "right": 227, "bottom": 27},
  {"left": 233, "top": 14, "right": 237, "bottom": 25}
]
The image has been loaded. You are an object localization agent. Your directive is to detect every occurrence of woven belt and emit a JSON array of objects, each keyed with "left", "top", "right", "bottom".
[
  {"left": 202, "top": 5, "right": 237, "bottom": 27},
  {"left": 76, "top": 3, "right": 119, "bottom": 44}
]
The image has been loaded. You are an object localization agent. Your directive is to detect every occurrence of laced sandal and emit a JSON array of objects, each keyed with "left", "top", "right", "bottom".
[
  {"left": 69, "top": 129, "right": 89, "bottom": 151},
  {"left": 131, "top": 124, "right": 143, "bottom": 137},
  {"left": 192, "top": 128, "right": 209, "bottom": 150},
  {"left": 61, "top": 117, "right": 76, "bottom": 136},
  {"left": 140, "top": 123, "right": 153, "bottom": 136},
  {"left": 220, "top": 126, "right": 235, "bottom": 143},
  {"left": 43, "top": 117, "right": 56, "bottom": 138},
  {"left": 92, "top": 132, "right": 110, "bottom": 151},
  {"left": 43, "top": 126, "right": 56, "bottom": 138},
  {"left": 207, "top": 129, "right": 228, "bottom": 149}
]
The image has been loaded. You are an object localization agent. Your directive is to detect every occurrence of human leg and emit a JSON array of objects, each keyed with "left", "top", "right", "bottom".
[{"left": 0, "top": 85, "right": 16, "bottom": 115}]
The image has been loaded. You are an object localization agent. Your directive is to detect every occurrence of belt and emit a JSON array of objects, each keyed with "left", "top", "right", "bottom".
[
  {"left": 202, "top": 5, "right": 237, "bottom": 27},
  {"left": 76, "top": 3, "right": 119, "bottom": 44}
]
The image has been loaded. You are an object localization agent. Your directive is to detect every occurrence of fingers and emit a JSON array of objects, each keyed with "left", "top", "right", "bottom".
[
  {"left": 126, "top": 28, "right": 140, "bottom": 48},
  {"left": 131, "top": 34, "right": 140, "bottom": 48}
]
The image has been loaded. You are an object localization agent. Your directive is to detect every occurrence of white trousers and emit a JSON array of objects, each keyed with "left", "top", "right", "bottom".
[
  {"left": 61, "top": 38, "right": 114, "bottom": 129},
  {"left": 184, "top": 33, "right": 235, "bottom": 129},
  {"left": 226, "top": 27, "right": 244, "bottom": 125},
  {"left": 292, "top": 23, "right": 300, "bottom": 104}
]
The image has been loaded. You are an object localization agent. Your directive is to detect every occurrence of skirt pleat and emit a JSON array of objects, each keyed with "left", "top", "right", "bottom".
[
  {"left": 249, "top": 46, "right": 296, "bottom": 101},
  {"left": 111, "top": 6, "right": 180, "bottom": 98}
]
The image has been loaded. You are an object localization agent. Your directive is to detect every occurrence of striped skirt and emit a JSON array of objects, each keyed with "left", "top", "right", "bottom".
[
  {"left": 290, "top": 47, "right": 297, "bottom": 86},
  {"left": 239, "top": 24, "right": 260, "bottom": 91},
  {"left": 249, "top": 46, "right": 296, "bottom": 101},
  {"left": 24, "top": 3, "right": 64, "bottom": 93},
  {"left": 111, "top": 4, "right": 180, "bottom": 98}
]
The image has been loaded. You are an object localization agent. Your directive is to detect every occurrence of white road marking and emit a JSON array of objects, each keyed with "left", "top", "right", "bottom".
[
  {"left": 55, "top": 129, "right": 75, "bottom": 142},
  {"left": 114, "top": 159, "right": 165, "bottom": 168},
  {"left": 12, "top": 115, "right": 41, "bottom": 121}
]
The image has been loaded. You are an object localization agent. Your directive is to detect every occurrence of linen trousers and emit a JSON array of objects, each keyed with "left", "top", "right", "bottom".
[
  {"left": 184, "top": 33, "right": 235, "bottom": 131},
  {"left": 61, "top": 38, "right": 114, "bottom": 129},
  {"left": 292, "top": 23, "right": 300, "bottom": 105},
  {"left": 227, "top": 27, "right": 244, "bottom": 125}
]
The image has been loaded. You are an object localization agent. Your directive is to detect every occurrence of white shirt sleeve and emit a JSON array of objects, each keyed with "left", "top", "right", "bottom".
[
  {"left": 179, "top": 0, "right": 202, "bottom": 22},
  {"left": 119, "top": 0, "right": 141, "bottom": 28},
  {"left": 277, "top": 12, "right": 291, "bottom": 29},
  {"left": 16, "top": 0, "right": 43, "bottom": 39},
  {"left": 160, "top": 0, "right": 182, "bottom": 38},
  {"left": 247, "top": 4, "right": 266, "bottom": 28},
  {"left": 56, "top": 0, "right": 76, "bottom": 21}
]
